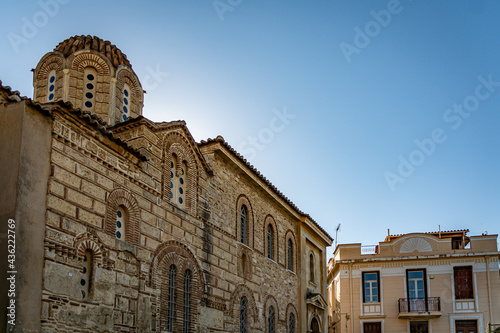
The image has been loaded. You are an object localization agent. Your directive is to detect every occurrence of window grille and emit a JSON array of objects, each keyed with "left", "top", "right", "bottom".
[
  {"left": 183, "top": 270, "right": 191, "bottom": 333},
  {"left": 240, "top": 297, "right": 247, "bottom": 333},
  {"left": 268, "top": 306, "right": 275, "bottom": 333},
  {"left": 267, "top": 224, "right": 273, "bottom": 259},
  {"left": 288, "top": 239, "right": 293, "bottom": 271},
  {"left": 240, "top": 206, "right": 247, "bottom": 244},
  {"left": 168, "top": 265, "right": 176, "bottom": 332},
  {"left": 289, "top": 313, "right": 295, "bottom": 333}
]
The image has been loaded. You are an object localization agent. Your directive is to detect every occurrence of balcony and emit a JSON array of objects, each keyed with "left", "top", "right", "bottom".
[{"left": 398, "top": 298, "right": 442, "bottom": 319}]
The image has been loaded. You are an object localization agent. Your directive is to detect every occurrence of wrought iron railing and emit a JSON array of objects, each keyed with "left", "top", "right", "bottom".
[{"left": 398, "top": 297, "right": 441, "bottom": 313}]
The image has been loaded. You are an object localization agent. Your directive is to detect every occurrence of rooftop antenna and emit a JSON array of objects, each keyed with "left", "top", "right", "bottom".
[
  {"left": 334, "top": 224, "right": 341, "bottom": 248},
  {"left": 439, "top": 225, "right": 441, "bottom": 239}
]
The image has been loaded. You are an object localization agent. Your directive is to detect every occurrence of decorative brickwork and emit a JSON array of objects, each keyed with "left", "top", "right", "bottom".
[
  {"left": 36, "top": 53, "right": 64, "bottom": 80},
  {"left": 228, "top": 284, "right": 258, "bottom": 328},
  {"left": 71, "top": 51, "right": 111, "bottom": 75},
  {"left": 115, "top": 66, "right": 143, "bottom": 121},
  {"left": 264, "top": 294, "right": 279, "bottom": 330},
  {"left": 105, "top": 188, "right": 140, "bottom": 245},
  {"left": 149, "top": 241, "right": 203, "bottom": 333},
  {"left": 73, "top": 232, "right": 107, "bottom": 267},
  {"left": 286, "top": 303, "right": 299, "bottom": 332}
]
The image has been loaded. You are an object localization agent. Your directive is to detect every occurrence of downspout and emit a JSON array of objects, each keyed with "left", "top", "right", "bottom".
[
  {"left": 485, "top": 255, "right": 493, "bottom": 324},
  {"left": 349, "top": 262, "right": 353, "bottom": 333}
]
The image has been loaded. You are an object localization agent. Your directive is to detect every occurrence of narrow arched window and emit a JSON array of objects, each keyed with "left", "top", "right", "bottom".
[
  {"left": 116, "top": 206, "right": 126, "bottom": 240},
  {"left": 267, "top": 224, "right": 273, "bottom": 260},
  {"left": 242, "top": 253, "right": 247, "bottom": 275},
  {"left": 268, "top": 306, "right": 275, "bottom": 333},
  {"left": 240, "top": 205, "right": 247, "bottom": 244},
  {"left": 288, "top": 239, "right": 293, "bottom": 271},
  {"left": 240, "top": 297, "right": 247, "bottom": 333},
  {"left": 167, "top": 265, "right": 176, "bottom": 332},
  {"left": 310, "top": 253, "right": 315, "bottom": 283},
  {"left": 183, "top": 270, "right": 191, "bottom": 333},
  {"left": 122, "top": 83, "right": 131, "bottom": 121},
  {"left": 170, "top": 156, "right": 186, "bottom": 209},
  {"left": 47, "top": 70, "right": 56, "bottom": 102},
  {"left": 288, "top": 313, "right": 295, "bottom": 333},
  {"left": 81, "top": 250, "right": 92, "bottom": 299},
  {"left": 83, "top": 68, "right": 97, "bottom": 111}
]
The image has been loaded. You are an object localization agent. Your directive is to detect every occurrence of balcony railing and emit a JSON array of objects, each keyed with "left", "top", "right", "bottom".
[{"left": 398, "top": 298, "right": 441, "bottom": 318}]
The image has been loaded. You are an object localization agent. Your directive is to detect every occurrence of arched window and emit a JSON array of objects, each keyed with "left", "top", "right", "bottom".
[
  {"left": 288, "top": 313, "right": 295, "bottom": 333},
  {"left": 240, "top": 205, "right": 247, "bottom": 245},
  {"left": 122, "top": 83, "right": 131, "bottom": 121},
  {"left": 267, "top": 224, "right": 274, "bottom": 260},
  {"left": 310, "top": 253, "right": 315, "bottom": 283},
  {"left": 183, "top": 270, "right": 192, "bottom": 333},
  {"left": 288, "top": 239, "right": 293, "bottom": 271},
  {"left": 83, "top": 67, "right": 97, "bottom": 111},
  {"left": 80, "top": 250, "right": 93, "bottom": 299},
  {"left": 167, "top": 265, "right": 176, "bottom": 332},
  {"left": 240, "top": 297, "right": 247, "bottom": 333},
  {"left": 268, "top": 306, "right": 275, "bottom": 333},
  {"left": 47, "top": 70, "right": 56, "bottom": 102},
  {"left": 116, "top": 206, "right": 126, "bottom": 240},
  {"left": 170, "top": 155, "right": 186, "bottom": 209}
]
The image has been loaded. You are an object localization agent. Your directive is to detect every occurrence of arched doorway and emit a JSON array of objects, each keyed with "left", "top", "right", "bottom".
[{"left": 311, "top": 317, "right": 320, "bottom": 333}]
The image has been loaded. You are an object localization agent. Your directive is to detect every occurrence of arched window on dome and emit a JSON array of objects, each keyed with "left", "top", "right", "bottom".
[
  {"left": 47, "top": 70, "right": 56, "bottom": 102},
  {"left": 122, "top": 83, "right": 131, "bottom": 121},
  {"left": 115, "top": 206, "right": 126, "bottom": 240},
  {"left": 83, "top": 67, "right": 97, "bottom": 111}
]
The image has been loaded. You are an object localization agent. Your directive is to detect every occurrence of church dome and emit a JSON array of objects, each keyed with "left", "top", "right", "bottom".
[
  {"left": 54, "top": 35, "right": 132, "bottom": 68},
  {"left": 33, "top": 35, "right": 143, "bottom": 125}
]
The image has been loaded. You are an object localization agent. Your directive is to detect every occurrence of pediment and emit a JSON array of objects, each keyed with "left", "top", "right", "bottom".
[{"left": 306, "top": 292, "right": 327, "bottom": 310}]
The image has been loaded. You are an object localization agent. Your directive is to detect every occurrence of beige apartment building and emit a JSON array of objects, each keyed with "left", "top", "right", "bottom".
[
  {"left": 0, "top": 35, "right": 332, "bottom": 332},
  {"left": 327, "top": 230, "right": 500, "bottom": 333}
]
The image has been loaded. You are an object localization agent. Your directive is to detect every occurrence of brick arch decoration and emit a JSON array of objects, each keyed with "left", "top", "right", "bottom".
[
  {"left": 115, "top": 66, "right": 143, "bottom": 119},
  {"left": 73, "top": 232, "right": 107, "bottom": 267},
  {"left": 263, "top": 215, "right": 278, "bottom": 261},
  {"left": 285, "top": 230, "right": 297, "bottom": 272},
  {"left": 236, "top": 194, "right": 254, "bottom": 249},
  {"left": 286, "top": 303, "right": 299, "bottom": 333},
  {"left": 148, "top": 241, "right": 204, "bottom": 333},
  {"left": 264, "top": 294, "right": 279, "bottom": 332},
  {"left": 226, "top": 284, "right": 258, "bottom": 329},
  {"left": 71, "top": 51, "right": 111, "bottom": 75},
  {"left": 36, "top": 52, "right": 64, "bottom": 80},
  {"left": 162, "top": 131, "right": 199, "bottom": 214},
  {"left": 104, "top": 188, "right": 140, "bottom": 246}
]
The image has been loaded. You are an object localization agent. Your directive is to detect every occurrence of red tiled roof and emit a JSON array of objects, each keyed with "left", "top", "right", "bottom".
[{"left": 54, "top": 35, "right": 131, "bottom": 68}]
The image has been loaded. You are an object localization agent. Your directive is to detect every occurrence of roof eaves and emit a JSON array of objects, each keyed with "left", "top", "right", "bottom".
[{"left": 199, "top": 136, "right": 332, "bottom": 242}]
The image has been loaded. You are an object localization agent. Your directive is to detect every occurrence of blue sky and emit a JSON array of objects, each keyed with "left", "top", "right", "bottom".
[{"left": 1, "top": 0, "right": 499, "bottom": 256}]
